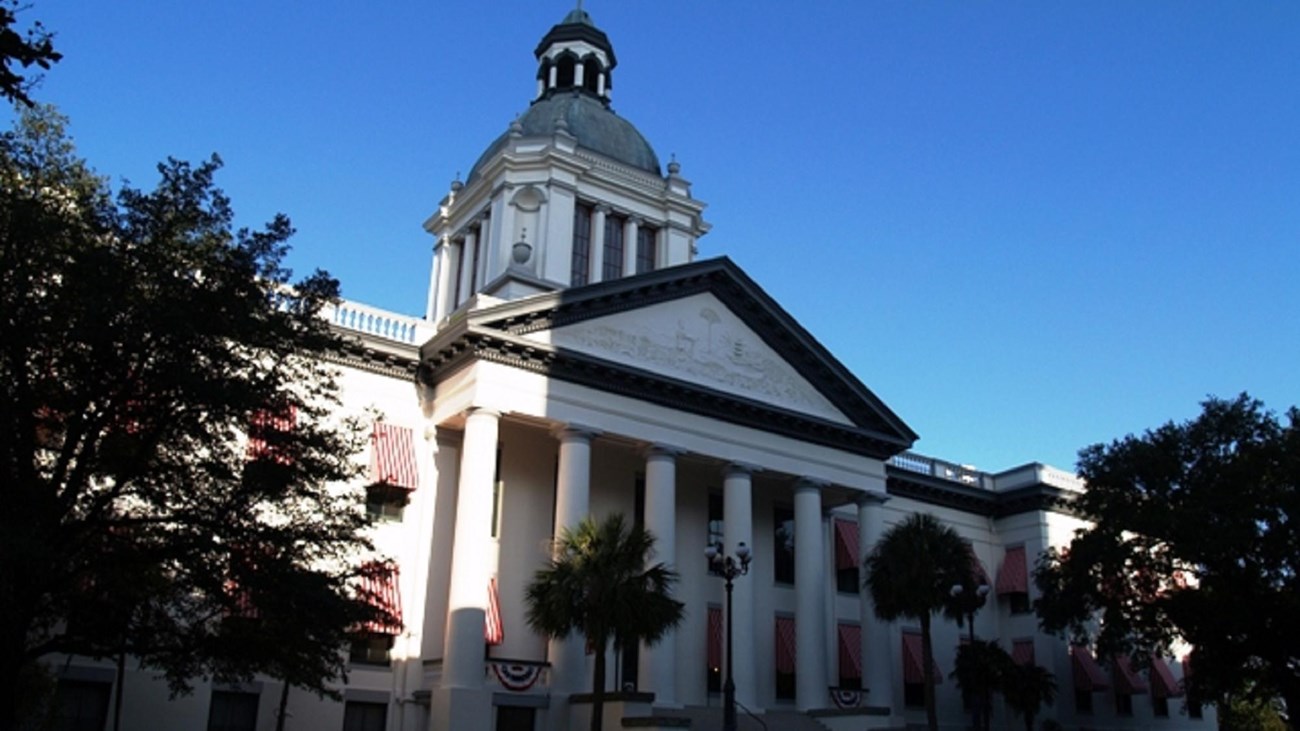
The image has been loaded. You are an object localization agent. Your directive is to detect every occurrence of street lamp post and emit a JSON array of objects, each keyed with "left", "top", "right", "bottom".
[
  {"left": 950, "top": 582, "right": 991, "bottom": 731},
  {"left": 706, "top": 541, "right": 751, "bottom": 731}
]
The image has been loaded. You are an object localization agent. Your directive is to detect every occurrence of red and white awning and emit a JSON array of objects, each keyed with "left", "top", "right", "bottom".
[
  {"left": 837, "top": 623, "right": 862, "bottom": 681},
  {"left": 996, "top": 545, "right": 1028, "bottom": 595},
  {"left": 775, "top": 616, "right": 797, "bottom": 674},
  {"left": 1071, "top": 645, "right": 1110, "bottom": 692},
  {"left": 903, "top": 632, "right": 943, "bottom": 685},
  {"left": 834, "top": 519, "right": 859, "bottom": 571},
  {"left": 485, "top": 577, "right": 504, "bottom": 646},
  {"left": 370, "top": 421, "right": 419, "bottom": 490},
  {"left": 1012, "top": 639, "right": 1036, "bottom": 666}
]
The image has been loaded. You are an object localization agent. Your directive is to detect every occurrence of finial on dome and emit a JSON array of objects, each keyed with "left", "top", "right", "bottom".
[
  {"left": 451, "top": 174, "right": 463, "bottom": 192},
  {"left": 509, "top": 117, "right": 524, "bottom": 137},
  {"left": 667, "top": 154, "right": 681, "bottom": 176}
]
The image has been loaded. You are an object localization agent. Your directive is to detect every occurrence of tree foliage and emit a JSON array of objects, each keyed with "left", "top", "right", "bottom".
[
  {"left": 863, "top": 512, "right": 969, "bottom": 731},
  {"left": 525, "top": 514, "right": 684, "bottom": 731},
  {"left": 0, "top": 107, "right": 383, "bottom": 727},
  {"left": 0, "top": 0, "right": 61, "bottom": 107},
  {"left": 1034, "top": 394, "right": 1299, "bottom": 724}
]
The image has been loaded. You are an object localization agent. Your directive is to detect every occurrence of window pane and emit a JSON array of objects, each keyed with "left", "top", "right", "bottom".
[
  {"left": 208, "top": 691, "right": 259, "bottom": 731},
  {"left": 773, "top": 506, "right": 795, "bottom": 585},
  {"left": 343, "top": 701, "right": 387, "bottom": 731},
  {"left": 571, "top": 204, "right": 592, "bottom": 286},
  {"left": 53, "top": 680, "right": 111, "bottom": 731},
  {"left": 602, "top": 215, "right": 625, "bottom": 280},
  {"left": 635, "top": 227, "right": 656, "bottom": 274}
]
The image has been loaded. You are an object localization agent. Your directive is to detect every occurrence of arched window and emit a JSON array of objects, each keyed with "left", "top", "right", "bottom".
[
  {"left": 582, "top": 56, "right": 601, "bottom": 94},
  {"left": 555, "top": 53, "right": 577, "bottom": 89}
]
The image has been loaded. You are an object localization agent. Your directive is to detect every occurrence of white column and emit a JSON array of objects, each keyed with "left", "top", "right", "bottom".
[
  {"left": 549, "top": 426, "right": 598, "bottom": 697},
  {"left": 857, "top": 491, "right": 893, "bottom": 707},
  {"left": 574, "top": 60, "right": 585, "bottom": 88},
  {"left": 640, "top": 445, "right": 680, "bottom": 707},
  {"left": 441, "top": 408, "right": 499, "bottom": 690},
  {"left": 597, "top": 71, "right": 606, "bottom": 98},
  {"left": 622, "top": 217, "right": 639, "bottom": 276},
  {"left": 431, "top": 235, "right": 455, "bottom": 321},
  {"left": 794, "top": 479, "right": 828, "bottom": 710},
  {"left": 548, "top": 64, "right": 557, "bottom": 90},
  {"left": 456, "top": 230, "right": 476, "bottom": 307},
  {"left": 590, "top": 205, "right": 608, "bottom": 283},
  {"left": 723, "top": 463, "right": 758, "bottom": 711}
]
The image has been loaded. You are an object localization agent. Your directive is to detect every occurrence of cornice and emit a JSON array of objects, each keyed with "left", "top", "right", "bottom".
[{"left": 886, "top": 466, "right": 1083, "bottom": 518}]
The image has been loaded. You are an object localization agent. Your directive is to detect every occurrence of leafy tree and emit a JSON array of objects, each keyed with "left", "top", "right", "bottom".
[
  {"left": 1034, "top": 394, "right": 1299, "bottom": 725},
  {"left": 1219, "top": 692, "right": 1289, "bottom": 731},
  {"left": 1001, "top": 661, "right": 1057, "bottom": 731},
  {"left": 863, "top": 513, "right": 969, "bottom": 731},
  {"left": 0, "top": 107, "right": 384, "bottom": 727},
  {"left": 0, "top": 0, "right": 61, "bottom": 107},
  {"left": 525, "top": 514, "right": 684, "bottom": 731}
]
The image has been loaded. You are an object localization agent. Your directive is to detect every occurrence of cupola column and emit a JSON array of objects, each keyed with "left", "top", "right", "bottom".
[
  {"left": 857, "top": 489, "right": 894, "bottom": 708},
  {"left": 456, "top": 229, "right": 477, "bottom": 308},
  {"left": 548, "top": 64, "right": 558, "bottom": 90},
  {"left": 574, "top": 59, "right": 585, "bottom": 88},
  {"left": 723, "top": 463, "right": 760, "bottom": 712},
  {"left": 429, "top": 234, "right": 453, "bottom": 321},
  {"left": 589, "top": 205, "right": 609, "bottom": 283},
  {"left": 622, "top": 216, "right": 640, "bottom": 277}
]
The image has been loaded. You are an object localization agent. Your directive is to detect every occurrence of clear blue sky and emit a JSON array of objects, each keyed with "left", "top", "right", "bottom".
[{"left": 12, "top": 1, "right": 1299, "bottom": 473}]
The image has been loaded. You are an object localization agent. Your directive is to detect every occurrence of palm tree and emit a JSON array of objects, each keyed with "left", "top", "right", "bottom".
[
  {"left": 525, "top": 514, "right": 685, "bottom": 731},
  {"left": 1001, "top": 662, "right": 1057, "bottom": 731},
  {"left": 864, "top": 513, "right": 969, "bottom": 731}
]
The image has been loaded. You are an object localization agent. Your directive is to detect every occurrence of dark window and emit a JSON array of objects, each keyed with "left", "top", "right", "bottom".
[
  {"left": 774, "top": 615, "right": 796, "bottom": 700},
  {"left": 365, "top": 483, "right": 409, "bottom": 522},
  {"left": 904, "top": 682, "right": 925, "bottom": 708},
  {"left": 773, "top": 506, "right": 795, "bottom": 585},
  {"left": 469, "top": 233, "right": 482, "bottom": 293},
  {"left": 343, "top": 701, "right": 387, "bottom": 731},
  {"left": 571, "top": 203, "right": 592, "bottom": 286},
  {"left": 1116, "top": 691, "right": 1133, "bottom": 716},
  {"left": 208, "top": 690, "right": 259, "bottom": 731},
  {"left": 53, "top": 680, "right": 111, "bottom": 731},
  {"left": 452, "top": 239, "right": 464, "bottom": 306},
  {"left": 1153, "top": 695, "right": 1169, "bottom": 718},
  {"left": 349, "top": 633, "right": 395, "bottom": 666},
  {"left": 491, "top": 445, "right": 503, "bottom": 538},
  {"left": 635, "top": 226, "right": 657, "bottom": 274},
  {"left": 580, "top": 56, "right": 601, "bottom": 95},
  {"left": 556, "top": 54, "right": 576, "bottom": 88},
  {"left": 1187, "top": 697, "right": 1203, "bottom": 719},
  {"left": 620, "top": 641, "right": 639, "bottom": 691},
  {"left": 707, "top": 493, "right": 723, "bottom": 575},
  {"left": 1009, "top": 592, "right": 1031, "bottom": 615},
  {"left": 496, "top": 705, "right": 536, "bottom": 731},
  {"left": 837, "top": 565, "right": 859, "bottom": 594},
  {"left": 706, "top": 605, "right": 722, "bottom": 693},
  {"left": 602, "top": 214, "right": 625, "bottom": 280},
  {"left": 1075, "top": 688, "right": 1093, "bottom": 714}
]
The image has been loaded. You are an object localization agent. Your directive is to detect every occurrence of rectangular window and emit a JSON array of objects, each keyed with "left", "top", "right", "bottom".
[
  {"left": 773, "top": 506, "right": 795, "bottom": 585},
  {"left": 707, "top": 493, "right": 723, "bottom": 575},
  {"left": 635, "top": 226, "right": 657, "bottom": 274},
  {"left": 343, "top": 701, "right": 388, "bottom": 731},
  {"left": 774, "top": 615, "right": 796, "bottom": 700},
  {"left": 1009, "top": 592, "right": 1031, "bottom": 614},
  {"left": 208, "top": 690, "right": 259, "bottom": 731},
  {"left": 349, "top": 633, "right": 396, "bottom": 666},
  {"left": 53, "top": 680, "right": 111, "bottom": 731},
  {"left": 1153, "top": 695, "right": 1170, "bottom": 718},
  {"left": 1075, "top": 687, "right": 1093, "bottom": 714},
  {"left": 1116, "top": 691, "right": 1133, "bottom": 716},
  {"left": 706, "top": 605, "right": 722, "bottom": 693},
  {"left": 469, "top": 235, "right": 482, "bottom": 294},
  {"left": 834, "top": 519, "right": 860, "bottom": 593},
  {"left": 571, "top": 203, "right": 592, "bottom": 286},
  {"left": 453, "top": 239, "right": 464, "bottom": 306},
  {"left": 904, "top": 681, "right": 925, "bottom": 708},
  {"left": 365, "top": 483, "right": 409, "bottom": 522},
  {"left": 602, "top": 214, "right": 625, "bottom": 280},
  {"left": 491, "top": 445, "right": 503, "bottom": 538},
  {"left": 495, "top": 705, "right": 536, "bottom": 731}
]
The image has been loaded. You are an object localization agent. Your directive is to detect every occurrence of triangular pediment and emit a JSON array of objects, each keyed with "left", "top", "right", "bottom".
[
  {"left": 420, "top": 257, "right": 917, "bottom": 458},
  {"left": 522, "top": 291, "right": 854, "bottom": 425}
]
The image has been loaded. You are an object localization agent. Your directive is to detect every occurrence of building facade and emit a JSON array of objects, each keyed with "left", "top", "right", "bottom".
[{"left": 46, "top": 9, "right": 1213, "bottom": 731}]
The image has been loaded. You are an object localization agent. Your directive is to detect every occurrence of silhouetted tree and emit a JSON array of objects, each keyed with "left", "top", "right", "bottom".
[
  {"left": 0, "top": 1, "right": 61, "bottom": 107},
  {"left": 864, "top": 513, "right": 969, "bottom": 731},
  {"left": 1035, "top": 394, "right": 1299, "bottom": 723},
  {"left": 0, "top": 107, "right": 382, "bottom": 728}
]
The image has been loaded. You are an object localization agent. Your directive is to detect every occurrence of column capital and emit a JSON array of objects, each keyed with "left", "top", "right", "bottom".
[
  {"left": 642, "top": 443, "right": 684, "bottom": 459},
  {"left": 854, "top": 490, "right": 890, "bottom": 507},
  {"left": 723, "top": 461, "right": 762, "bottom": 479},
  {"left": 550, "top": 423, "right": 601, "bottom": 442},
  {"left": 594, "top": 203, "right": 612, "bottom": 215}
]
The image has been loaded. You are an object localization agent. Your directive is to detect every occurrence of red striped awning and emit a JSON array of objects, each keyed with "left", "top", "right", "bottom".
[
  {"left": 1012, "top": 639, "right": 1036, "bottom": 666},
  {"left": 1150, "top": 656, "right": 1182, "bottom": 698},
  {"left": 996, "top": 546, "right": 1028, "bottom": 595},
  {"left": 370, "top": 421, "right": 419, "bottom": 490},
  {"left": 707, "top": 606, "right": 723, "bottom": 671},
  {"left": 1071, "top": 645, "right": 1110, "bottom": 691},
  {"left": 1114, "top": 656, "right": 1149, "bottom": 694},
  {"left": 903, "top": 632, "right": 942, "bottom": 685},
  {"left": 358, "top": 562, "right": 403, "bottom": 635},
  {"left": 834, "top": 519, "right": 860, "bottom": 571},
  {"left": 775, "top": 616, "right": 797, "bottom": 674},
  {"left": 485, "top": 577, "right": 504, "bottom": 646},
  {"left": 838, "top": 624, "right": 862, "bottom": 680}
]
